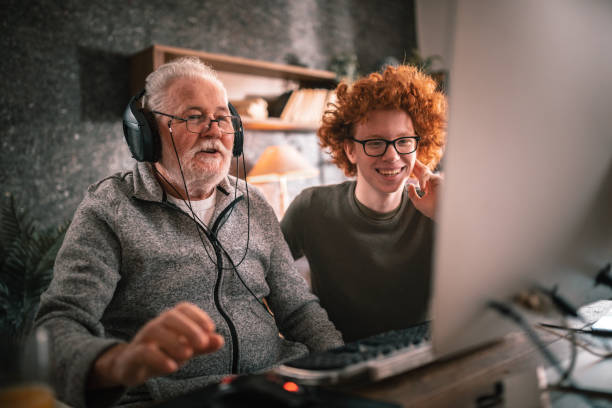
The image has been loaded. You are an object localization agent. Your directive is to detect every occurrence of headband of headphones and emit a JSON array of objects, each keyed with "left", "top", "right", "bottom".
[{"left": 122, "top": 89, "right": 244, "bottom": 162}]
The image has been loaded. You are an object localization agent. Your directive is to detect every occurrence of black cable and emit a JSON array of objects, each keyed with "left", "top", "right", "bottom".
[
  {"left": 159, "top": 124, "right": 219, "bottom": 266},
  {"left": 221, "top": 241, "right": 268, "bottom": 312},
  {"left": 594, "top": 263, "right": 612, "bottom": 289},
  {"left": 536, "top": 284, "right": 584, "bottom": 322},
  {"left": 492, "top": 304, "right": 608, "bottom": 406},
  {"left": 163, "top": 122, "right": 241, "bottom": 270},
  {"left": 538, "top": 323, "right": 612, "bottom": 338},
  {"left": 488, "top": 300, "right": 572, "bottom": 385},
  {"left": 559, "top": 318, "right": 578, "bottom": 383},
  {"left": 153, "top": 165, "right": 223, "bottom": 255},
  {"left": 160, "top": 121, "right": 260, "bottom": 306},
  {"left": 218, "top": 154, "right": 251, "bottom": 269},
  {"left": 537, "top": 324, "right": 612, "bottom": 360}
]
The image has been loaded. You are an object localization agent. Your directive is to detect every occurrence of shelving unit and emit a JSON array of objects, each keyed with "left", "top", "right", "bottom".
[{"left": 129, "top": 44, "right": 338, "bottom": 132}]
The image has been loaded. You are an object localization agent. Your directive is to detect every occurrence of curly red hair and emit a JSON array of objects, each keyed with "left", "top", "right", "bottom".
[{"left": 318, "top": 65, "right": 447, "bottom": 177}]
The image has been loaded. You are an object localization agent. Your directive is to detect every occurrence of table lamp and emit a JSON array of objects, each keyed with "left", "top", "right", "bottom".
[{"left": 246, "top": 145, "right": 319, "bottom": 216}]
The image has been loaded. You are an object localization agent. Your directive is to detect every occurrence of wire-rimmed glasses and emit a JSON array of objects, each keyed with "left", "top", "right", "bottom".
[
  {"left": 153, "top": 111, "right": 241, "bottom": 134},
  {"left": 351, "top": 136, "right": 420, "bottom": 157}
]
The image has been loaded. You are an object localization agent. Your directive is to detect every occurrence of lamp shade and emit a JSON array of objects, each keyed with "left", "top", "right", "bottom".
[{"left": 247, "top": 145, "right": 318, "bottom": 183}]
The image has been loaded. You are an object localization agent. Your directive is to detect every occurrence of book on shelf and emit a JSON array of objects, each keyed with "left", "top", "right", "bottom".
[
  {"left": 279, "top": 88, "right": 335, "bottom": 124},
  {"left": 266, "top": 91, "right": 293, "bottom": 118}
]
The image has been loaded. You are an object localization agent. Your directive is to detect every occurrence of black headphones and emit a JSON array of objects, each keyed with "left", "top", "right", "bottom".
[{"left": 122, "top": 89, "right": 244, "bottom": 162}]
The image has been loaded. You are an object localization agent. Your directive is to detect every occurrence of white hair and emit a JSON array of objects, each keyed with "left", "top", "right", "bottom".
[{"left": 144, "top": 56, "right": 225, "bottom": 112}]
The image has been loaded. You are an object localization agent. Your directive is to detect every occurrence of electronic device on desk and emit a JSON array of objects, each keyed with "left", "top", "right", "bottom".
[
  {"left": 153, "top": 373, "right": 400, "bottom": 408},
  {"left": 431, "top": 0, "right": 612, "bottom": 357},
  {"left": 591, "top": 315, "right": 612, "bottom": 335},
  {"left": 273, "top": 322, "right": 432, "bottom": 386},
  {"left": 274, "top": 0, "right": 612, "bottom": 388}
]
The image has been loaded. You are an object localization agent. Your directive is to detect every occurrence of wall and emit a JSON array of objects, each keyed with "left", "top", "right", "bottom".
[
  {"left": 415, "top": 0, "right": 455, "bottom": 72},
  {"left": 0, "top": 0, "right": 416, "bottom": 227}
]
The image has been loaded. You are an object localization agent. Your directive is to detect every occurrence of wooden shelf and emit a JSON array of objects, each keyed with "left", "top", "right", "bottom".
[
  {"left": 129, "top": 44, "right": 337, "bottom": 133},
  {"left": 242, "top": 118, "right": 321, "bottom": 132},
  {"left": 130, "top": 44, "right": 337, "bottom": 95}
]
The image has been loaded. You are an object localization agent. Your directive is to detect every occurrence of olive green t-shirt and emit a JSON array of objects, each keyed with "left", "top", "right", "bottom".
[{"left": 281, "top": 181, "right": 435, "bottom": 342}]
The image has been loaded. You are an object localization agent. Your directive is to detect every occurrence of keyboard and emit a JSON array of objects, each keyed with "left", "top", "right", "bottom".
[{"left": 272, "top": 321, "right": 435, "bottom": 386}]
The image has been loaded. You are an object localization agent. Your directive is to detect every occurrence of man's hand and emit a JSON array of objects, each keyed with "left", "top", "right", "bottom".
[
  {"left": 89, "top": 302, "right": 224, "bottom": 388},
  {"left": 407, "top": 160, "right": 443, "bottom": 221}
]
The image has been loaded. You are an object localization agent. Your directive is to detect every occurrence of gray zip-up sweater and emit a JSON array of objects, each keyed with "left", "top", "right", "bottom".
[{"left": 35, "top": 162, "right": 343, "bottom": 408}]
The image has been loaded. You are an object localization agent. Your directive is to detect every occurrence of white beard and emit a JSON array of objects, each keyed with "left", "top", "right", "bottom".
[{"left": 157, "top": 143, "right": 232, "bottom": 199}]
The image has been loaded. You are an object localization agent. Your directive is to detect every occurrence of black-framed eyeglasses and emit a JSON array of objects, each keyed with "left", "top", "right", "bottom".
[
  {"left": 152, "top": 111, "right": 240, "bottom": 134},
  {"left": 351, "top": 136, "right": 420, "bottom": 157}
]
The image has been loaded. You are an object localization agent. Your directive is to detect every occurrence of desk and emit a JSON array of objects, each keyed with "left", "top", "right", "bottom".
[
  {"left": 334, "top": 301, "right": 612, "bottom": 407},
  {"left": 335, "top": 332, "right": 543, "bottom": 407},
  {"left": 152, "top": 301, "right": 612, "bottom": 408}
]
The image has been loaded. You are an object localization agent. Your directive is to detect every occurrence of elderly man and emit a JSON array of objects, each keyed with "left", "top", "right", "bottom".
[{"left": 35, "top": 57, "right": 342, "bottom": 408}]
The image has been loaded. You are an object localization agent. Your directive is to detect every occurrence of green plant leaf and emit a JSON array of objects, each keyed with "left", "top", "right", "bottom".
[{"left": 0, "top": 194, "right": 68, "bottom": 338}]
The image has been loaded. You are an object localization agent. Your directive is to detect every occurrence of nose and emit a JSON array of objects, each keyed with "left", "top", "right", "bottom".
[{"left": 201, "top": 119, "right": 222, "bottom": 137}]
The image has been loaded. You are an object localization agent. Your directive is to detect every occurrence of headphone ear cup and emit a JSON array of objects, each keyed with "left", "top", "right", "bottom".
[
  {"left": 233, "top": 125, "right": 244, "bottom": 158},
  {"left": 122, "top": 91, "right": 161, "bottom": 162},
  {"left": 228, "top": 102, "right": 244, "bottom": 157},
  {"left": 141, "top": 109, "right": 161, "bottom": 162}
]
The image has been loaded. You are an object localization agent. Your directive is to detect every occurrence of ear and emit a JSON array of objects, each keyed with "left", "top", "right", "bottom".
[{"left": 343, "top": 139, "right": 357, "bottom": 164}]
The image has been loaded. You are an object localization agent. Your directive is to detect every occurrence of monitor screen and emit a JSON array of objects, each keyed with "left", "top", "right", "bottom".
[{"left": 431, "top": 0, "right": 612, "bottom": 357}]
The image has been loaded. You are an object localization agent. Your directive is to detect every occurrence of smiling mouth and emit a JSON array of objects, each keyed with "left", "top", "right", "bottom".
[{"left": 376, "top": 166, "right": 405, "bottom": 176}]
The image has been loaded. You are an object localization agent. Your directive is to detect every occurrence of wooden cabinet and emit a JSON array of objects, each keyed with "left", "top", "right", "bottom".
[{"left": 129, "top": 44, "right": 338, "bottom": 132}]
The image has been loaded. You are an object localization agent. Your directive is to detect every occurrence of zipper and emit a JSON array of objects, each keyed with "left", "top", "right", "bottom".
[
  {"left": 211, "top": 240, "right": 240, "bottom": 373},
  {"left": 208, "top": 196, "right": 243, "bottom": 373}
]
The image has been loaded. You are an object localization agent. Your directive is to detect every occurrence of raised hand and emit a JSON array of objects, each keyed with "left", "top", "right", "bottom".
[
  {"left": 89, "top": 302, "right": 224, "bottom": 388},
  {"left": 407, "top": 160, "right": 443, "bottom": 220}
]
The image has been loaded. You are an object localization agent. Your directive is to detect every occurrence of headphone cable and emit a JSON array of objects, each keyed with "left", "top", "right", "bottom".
[{"left": 161, "top": 121, "right": 258, "bottom": 304}]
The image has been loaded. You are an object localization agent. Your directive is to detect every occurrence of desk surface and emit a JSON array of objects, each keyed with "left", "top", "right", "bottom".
[
  {"left": 149, "top": 301, "right": 611, "bottom": 408},
  {"left": 335, "top": 300, "right": 612, "bottom": 408}
]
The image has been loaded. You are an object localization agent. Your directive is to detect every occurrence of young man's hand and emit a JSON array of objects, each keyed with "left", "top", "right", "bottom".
[{"left": 407, "top": 160, "right": 443, "bottom": 221}]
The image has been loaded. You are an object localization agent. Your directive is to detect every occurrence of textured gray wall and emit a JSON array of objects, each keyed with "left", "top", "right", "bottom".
[{"left": 0, "top": 0, "right": 416, "bottom": 228}]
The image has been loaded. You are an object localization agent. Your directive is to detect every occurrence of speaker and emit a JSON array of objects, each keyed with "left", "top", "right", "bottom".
[{"left": 122, "top": 90, "right": 244, "bottom": 162}]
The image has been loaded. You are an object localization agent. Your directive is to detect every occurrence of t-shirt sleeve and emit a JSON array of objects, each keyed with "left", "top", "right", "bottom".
[{"left": 280, "top": 191, "right": 307, "bottom": 260}]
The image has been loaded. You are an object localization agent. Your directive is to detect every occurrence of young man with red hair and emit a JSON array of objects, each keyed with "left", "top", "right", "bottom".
[{"left": 281, "top": 65, "right": 447, "bottom": 342}]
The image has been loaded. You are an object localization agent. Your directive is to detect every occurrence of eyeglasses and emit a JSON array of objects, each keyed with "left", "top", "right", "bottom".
[
  {"left": 351, "top": 136, "right": 420, "bottom": 157},
  {"left": 152, "top": 111, "right": 241, "bottom": 134}
]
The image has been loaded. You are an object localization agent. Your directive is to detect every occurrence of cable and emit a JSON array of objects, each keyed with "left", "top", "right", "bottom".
[
  {"left": 488, "top": 300, "right": 572, "bottom": 385},
  {"left": 221, "top": 241, "right": 268, "bottom": 312},
  {"left": 162, "top": 122, "right": 239, "bottom": 269},
  {"left": 545, "top": 385, "right": 612, "bottom": 403},
  {"left": 538, "top": 323, "right": 612, "bottom": 339},
  {"left": 535, "top": 284, "right": 585, "bottom": 322},
  {"left": 559, "top": 318, "right": 578, "bottom": 383},
  {"left": 529, "top": 285, "right": 584, "bottom": 382},
  {"left": 594, "top": 263, "right": 612, "bottom": 290},
  {"left": 159, "top": 120, "right": 261, "bottom": 307},
  {"left": 155, "top": 159, "right": 259, "bottom": 305},
  {"left": 488, "top": 302, "right": 609, "bottom": 407},
  {"left": 154, "top": 129, "right": 219, "bottom": 266},
  {"left": 536, "top": 324, "right": 612, "bottom": 359},
  {"left": 218, "top": 154, "right": 251, "bottom": 269}
]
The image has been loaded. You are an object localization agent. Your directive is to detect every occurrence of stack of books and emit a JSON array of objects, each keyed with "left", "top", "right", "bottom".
[{"left": 279, "top": 89, "right": 336, "bottom": 124}]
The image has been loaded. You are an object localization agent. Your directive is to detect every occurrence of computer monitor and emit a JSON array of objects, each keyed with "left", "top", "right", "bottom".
[{"left": 431, "top": 0, "right": 612, "bottom": 358}]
